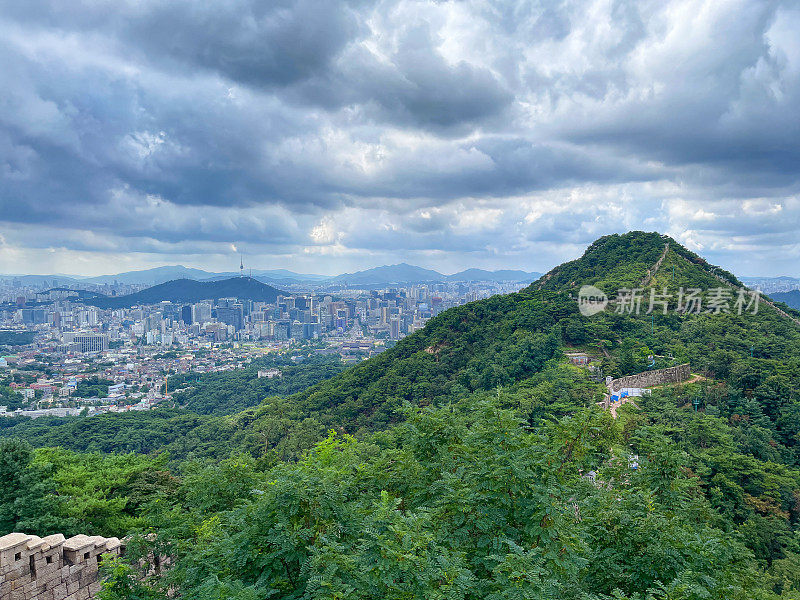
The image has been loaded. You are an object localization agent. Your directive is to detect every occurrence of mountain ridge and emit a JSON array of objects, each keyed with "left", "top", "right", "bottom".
[
  {"left": 2, "top": 264, "right": 542, "bottom": 287},
  {"left": 85, "top": 277, "right": 284, "bottom": 309}
]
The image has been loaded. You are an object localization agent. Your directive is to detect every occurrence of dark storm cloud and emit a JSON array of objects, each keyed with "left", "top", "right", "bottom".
[
  {"left": 0, "top": 0, "right": 364, "bottom": 86},
  {"left": 325, "top": 22, "right": 513, "bottom": 128},
  {"left": 128, "top": 0, "right": 364, "bottom": 88},
  {"left": 1, "top": 0, "right": 799, "bottom": 275}
]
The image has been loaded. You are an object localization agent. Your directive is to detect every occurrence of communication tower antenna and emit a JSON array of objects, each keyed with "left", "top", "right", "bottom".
[{"left": 240, "top": 255, "right": 244, "bottom": 277}]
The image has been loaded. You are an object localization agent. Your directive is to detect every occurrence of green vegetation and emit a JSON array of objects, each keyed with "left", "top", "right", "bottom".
[
  {"left": 0, "top": 438, "right": 174, "bottom": 538},
  {"left": 0, "top": 410, "right": 234, "bottom": 459},
  {"left": 0, "top": 330, "right": 34, "bottom": 345},
  {"left": 95, "top": 397, "right": 800, "bottom": 598},
  {"left": 75, "top": 376, "right": 114, "bottom": 398},
  {"left": 0, "top": 384, "right": 25, "bottom": 410},
  {"left": 167, "top": 355, "right": 346, "bottom": 415},
  {"left": 4, "top": 232, "right": 800, "bottom": 598}
]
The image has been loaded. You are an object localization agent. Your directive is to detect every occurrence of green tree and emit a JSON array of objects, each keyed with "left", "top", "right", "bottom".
[{"left": 0, "top": 438, "right": 66, "bottom": 535}]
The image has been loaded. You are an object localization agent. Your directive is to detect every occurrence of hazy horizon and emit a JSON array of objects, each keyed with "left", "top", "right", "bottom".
[
  {"left": 0, "top": 261, "right": 544, "bottom": 280},
  {"left": 2, "top": 249, "right": 799, "bottom": 281}
]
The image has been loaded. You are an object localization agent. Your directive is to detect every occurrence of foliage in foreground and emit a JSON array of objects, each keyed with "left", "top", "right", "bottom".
[
  {"left": 101, "top": 397, "right": 798, "bottom": 599},
  {"left": 0, "top": 439, "right": 175, "bottom": 537}
]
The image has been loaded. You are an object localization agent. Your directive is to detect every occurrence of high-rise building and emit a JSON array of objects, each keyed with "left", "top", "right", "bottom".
[
  {"left": 303, "top": 322, "right": 319, "bottom": 339},
  {"left": 336, "top": 308, "right": 348, "bottom": 330},
  {"left": 217, "top": 305, "right": 243, "bottom": 330},
  {"left": 290, "top": 321, "right": 304, "bottom": 339},
  {"left": 192, "top": 303, "right": 212, "bottom": 323},
  {"left": 73, "top": 333, "right": 108, "bottom": 353},
  {"left": 21, "top": 309, "right": 47, "bottom": 325},
  {"left": 390, "top": 316, "right": 400, "bottom": 340},
  {"left": 274, "top": 321, "right": 290, "bottom": 340}
]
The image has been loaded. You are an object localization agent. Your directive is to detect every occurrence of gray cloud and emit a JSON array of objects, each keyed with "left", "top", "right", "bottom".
[{"left": 0, "top": 0, "right": 798, "bottom": 276}]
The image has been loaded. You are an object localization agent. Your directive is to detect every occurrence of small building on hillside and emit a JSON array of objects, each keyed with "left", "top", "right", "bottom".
[
  {"left": 565, "top": 352, "right": 592, "bottom": 366},
  {"left": 258, "top": 368, "right": 282, "bottom": 379}
]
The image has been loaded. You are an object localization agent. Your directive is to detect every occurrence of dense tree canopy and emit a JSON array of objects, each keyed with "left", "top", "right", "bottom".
[{"left": 167, "top": 355, "right": 346, "bottom": 415}]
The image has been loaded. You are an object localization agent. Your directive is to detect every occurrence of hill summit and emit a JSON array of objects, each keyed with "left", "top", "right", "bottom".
[
  {"left": 87, "top": 277, "right": 284, "bottom": 309},
  {"left": 534, "top": 231, "right": 742, "bottom": 293}
]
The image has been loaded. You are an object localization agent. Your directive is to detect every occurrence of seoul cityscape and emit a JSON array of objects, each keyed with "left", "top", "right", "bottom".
[{"left": 0, "top": 269, "right": 528, "bottom": 419}]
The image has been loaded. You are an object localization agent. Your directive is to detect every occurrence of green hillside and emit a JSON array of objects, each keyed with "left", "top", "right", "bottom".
[
  {"left": 86, "top": 276, "right": 284, "bottom": 309},
  {"left": 5, "top": 232, "right": 800, "bottom": 598},
  {"left": 223, "top": 232, "right": 800, "bottom": 452},
  {"left": 167, "top": 355, "right": 347, "bottom": 416}
]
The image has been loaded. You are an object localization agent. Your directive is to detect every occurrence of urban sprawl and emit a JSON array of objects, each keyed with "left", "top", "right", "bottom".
[{"left": 0, "top": 278, "right": 526, "bottom": 419}]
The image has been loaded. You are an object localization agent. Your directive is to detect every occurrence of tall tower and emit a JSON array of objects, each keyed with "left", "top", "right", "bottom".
[{"left": 240, "top": 255, "right": 244, "bottom": 277}]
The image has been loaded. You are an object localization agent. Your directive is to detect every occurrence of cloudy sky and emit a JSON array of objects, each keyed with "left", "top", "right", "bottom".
[{"left": 0, "top": 0, "right": 798, "bottom": 277}]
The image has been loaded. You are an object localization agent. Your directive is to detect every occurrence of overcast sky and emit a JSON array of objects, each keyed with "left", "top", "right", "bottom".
[{"left": 0, "top": 0, "right": 798, "bottom": 277}]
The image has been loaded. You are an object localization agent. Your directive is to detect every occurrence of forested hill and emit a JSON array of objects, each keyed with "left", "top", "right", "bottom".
[
  {"left": 86, "top": 276, "right": 284, "bottom": 309},
  {"left": 216, "top": 232, "right": 798, "bottom": 444},
  {"left": 533, "top": 230, "right": 743, "bottom": 292}
]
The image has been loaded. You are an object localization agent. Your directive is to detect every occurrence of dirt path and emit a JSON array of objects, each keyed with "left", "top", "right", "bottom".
[
  {"left": 640, "top": 243, "right": 670, "bottom": 287},
  {"left": 609, "top": 398, "right": 638, "bottom": 418}
]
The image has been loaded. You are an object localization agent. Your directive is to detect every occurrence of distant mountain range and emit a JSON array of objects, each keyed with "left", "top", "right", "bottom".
[
  {"left": 1, "top": 264, "right": 542, "bottom": 287},
  {"left": 86, "top": 277, "right": 283, "bottom": 309},
  {"left": 8, "top": 265, "right": 800, "bottom": 291},
  {"left": 328, "top": 263, "right": 540, "bottom": 286},
  {"left": 80, "top": 266, "right": 329, "bottom": 286},
  {"left": 83, "top": 266, "right": 223, "bottom": 285},
  {"left": 770, "top": 290, "right": 800, "bottom": 310},
  {"left": 329, "top": 263, "right": 443, "bottom": 286}
]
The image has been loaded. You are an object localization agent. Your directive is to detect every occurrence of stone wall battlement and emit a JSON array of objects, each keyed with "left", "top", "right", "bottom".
[
  {"left": 0, "top": 532, "right": 122, "bottom": 600},
  {"left": 607, "top": 363, "right": 691, "bottom": 392}
]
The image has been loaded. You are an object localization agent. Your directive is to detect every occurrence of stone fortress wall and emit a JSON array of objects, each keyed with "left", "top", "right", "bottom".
[
  {"left": 0, "top": 532, "right": 121, "bottom": 600},
  {"left": 607, "top": 363, "right": 691, "bottom": 392}
]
